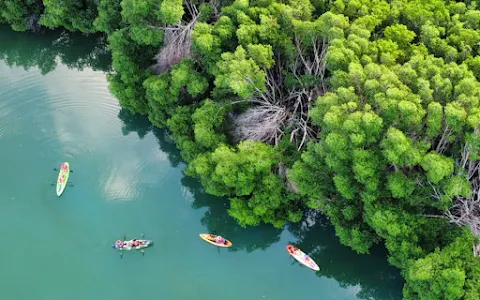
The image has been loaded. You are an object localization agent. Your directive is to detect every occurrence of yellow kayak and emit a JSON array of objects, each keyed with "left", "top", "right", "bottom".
[
  {"left": 56, "top": 162, "right": 70, "bottom": 196},
  {"left": 199, "top": 234, "right": 232, "bottom": 248}
]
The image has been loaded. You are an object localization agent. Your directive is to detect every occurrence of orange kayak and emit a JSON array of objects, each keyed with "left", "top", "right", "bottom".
[{"left": 199, "top": 233, "right": 232, "bottom": 248}]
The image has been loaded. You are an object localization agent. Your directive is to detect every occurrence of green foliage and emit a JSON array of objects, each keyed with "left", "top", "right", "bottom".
[
  {"left": 380, "top": 128, "right": 426, "bottom": 167},
  {"left": 94, "top": 0, "right": 124, "bottom": 34},
  {"left": 404, "top": 230, "right": 480, "bottom": 300},
  {"left": 4, "top": 0, "right": 480, "bottom": 298},
  {"left": 40, "top": 0, "right": 98, "bottom": 32},
  {"left": 215, "top": 45, "right": 269, "bottom": 98},
  {"left": 192, "top": 99, "right": 228, "bottom": 150},
  {"left": 186, "top": 140, "right": 302, "bottom": 228},
  {"left": 386, "top": 173, "right": 415, "bottom": 199},
  {"left": 421, "top": 152, "right": 454, "bottom": 184},
  {"left": 107, "top": 28, "right": 158, "bottom": 115},
  {"left": 0, "top": 0, "right": 43, "bottom": 31},
  {"left": 159, "top": 0, "right": 184, "bottom": 24},
  {"left": 120, "top": 0, "right": 167, "bottom": 46},
  {"left": 291, "top": 0, "right": 480, "bottom": 297},
  {"left": 143, "top": 59, "right": 208, "bottom": 127}
]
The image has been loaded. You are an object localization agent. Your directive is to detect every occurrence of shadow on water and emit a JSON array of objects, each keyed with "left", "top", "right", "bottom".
[
  {"left": 117, "top": 109, "right": 404, "bottom": 298},
  {"left": 117, "top": 108, "right": 283, "bottom": 252},
  {"left": 0, "top": 21, "right": 405, "bottom": 293},
  {"left": 0, "top": 25, "right": 111, "bottom": 74},
  {"left": 287, "top": 210, "right": 404, "bottom": 300},
  {"left": 0, "top": 23, "right": 404, "bottom": 298},
  {"left": 181, "top": 175, "right": 283, "bottom": 252},
  {"left": 152, "top": 128, "right": 184, "bottom": 168},
  {"left": 117, "top": 108, "right": 183, "bottom": 167},
  {"left": 118, "top": 108, "right": 182, "bottom": 168},
  {"left": 117, "top": 109, "right": 153, "bottom": 139}
]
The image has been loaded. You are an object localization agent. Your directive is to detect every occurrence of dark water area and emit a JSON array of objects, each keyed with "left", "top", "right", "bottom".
[{"left": 0, "top": 25, "right": 404, "bottom": 299}]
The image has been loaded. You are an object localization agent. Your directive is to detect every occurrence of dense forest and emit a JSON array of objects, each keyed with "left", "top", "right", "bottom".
[{"left": 2, "top": 0, "right": 480, "bottom": 298}]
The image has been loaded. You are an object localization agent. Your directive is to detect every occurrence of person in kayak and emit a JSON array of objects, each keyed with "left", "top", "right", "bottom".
[
  {"left": 214, "top": 235, "right": 226, "bottom": 245},
  {"left": 288, "top": 246, "right": 301, "bottom": 255},
  {"left": 132, "top": 239, "right": 140, "bottom": 247},
  {"left": 61, "top": 163, "right": 67, "bottom": 171}
]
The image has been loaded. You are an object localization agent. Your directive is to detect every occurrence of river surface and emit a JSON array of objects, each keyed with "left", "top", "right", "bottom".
[{"left": 0, "top": 26, "right": 404, "bottom": 300}]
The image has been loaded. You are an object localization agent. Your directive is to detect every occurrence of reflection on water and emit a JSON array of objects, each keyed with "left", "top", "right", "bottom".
[
  {"left": 117, "top": 108, "right": 404, "bottom": 299},
  {"left": 288, "top": 210, "right": 404, "bottom": 300},
  {"left": 0, "top": 25, "right": 403, "bottom": 299},
  {"left": 118, "top": 108, "right": 152, "bottom": 139},
  {"left": 183, "top": 175, "right": 284, "bottom": 252},
  {"left": 117, "top": 109, "right": 183, "bottom": 167},
  {"left": 117, "top": 110, "right": 285, "bottom": 251},
  {"left": 0, "top": 25, "right": 111, "bottom": 74},
  {"left": 102, "top": 159, "right": 142, "bottom": 201}
]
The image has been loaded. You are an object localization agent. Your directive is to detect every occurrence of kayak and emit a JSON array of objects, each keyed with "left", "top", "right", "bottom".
[
  {"left": 112, "top": 239, "right": 153, "bottom": 251},
  {"left": 286, "top": 244, "right": 319, "bottom": 271},
  {"left": 56, "top": 162, "right": 70, "bottom": 196},
  {"left": 199, "top": 233, "right": 232, "bottom": 248}
]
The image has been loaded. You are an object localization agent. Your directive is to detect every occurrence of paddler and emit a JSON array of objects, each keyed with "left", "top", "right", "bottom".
[
  {"left": 288, "top": 245, "right": 300, "bottom": 255},
  {"left": 214, "top": 235, "right": 226, "bottom": 245}
]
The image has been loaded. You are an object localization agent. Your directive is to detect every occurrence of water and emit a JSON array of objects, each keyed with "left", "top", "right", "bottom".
[{"left": 0, "top": 26, "right": 404, "bottom": 300}]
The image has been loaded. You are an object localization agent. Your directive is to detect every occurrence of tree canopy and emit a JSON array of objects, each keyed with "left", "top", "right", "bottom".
[{"left": 2, "top": 0, "right": 480, "bottom": 298}]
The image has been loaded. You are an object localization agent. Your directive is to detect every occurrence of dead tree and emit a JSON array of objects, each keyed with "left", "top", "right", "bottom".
[
  {"left": 152, "top": 18, "right": 196, "bottom": 74},
  {"left": 151, "top": 0, "right": 219, "bottom": 74},
  {"left": 231, "top": 36, "right": 329, "bottom": 151},
  {"left": 446, "top": 141, "right": 480, "bottom": 257},
  {"left": 232, "top": 104, "right": 287, "bottom": 145}
]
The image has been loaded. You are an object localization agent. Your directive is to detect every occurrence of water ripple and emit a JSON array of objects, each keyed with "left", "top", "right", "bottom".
[
  {"left": 0, "top": 62, "right": 160, "bottom": 202},
  {"left": 0, "top": 71, "right": 47, "bottom": 138},
  {"left": 0, "top": 63, "right": 121, "bottom": 161},
  {"left": 100, "top": 160, "right": 144, "bottom": 201},
  {"left": 100, "top": 148, "right": 166, "bottom": 201},
  {"left": 44, "top": 70, "right": 120, "bottom": 154}
]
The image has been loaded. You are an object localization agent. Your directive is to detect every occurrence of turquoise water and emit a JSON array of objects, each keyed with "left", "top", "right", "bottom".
[{"left": 0, "top": 27, "right": 403, "bottom": 300}]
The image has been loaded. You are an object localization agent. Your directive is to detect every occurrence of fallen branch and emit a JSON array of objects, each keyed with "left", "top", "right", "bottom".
[
  {"left": 230, "top": 37, "right": 328, "bottom": 150},
  {"left": 151, "top": 12, "right": 199, "bottom": 74}
]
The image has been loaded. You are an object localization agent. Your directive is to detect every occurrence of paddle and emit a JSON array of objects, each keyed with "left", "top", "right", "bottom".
[
  {"left": 141, "top": 233, "right": 146, "bottom": 256},
  {"left": 53, "top": 168, "right": 74, "bottom": 173},
  {"left": 119, "top": 234, "right": 126, "bottom": 259},
  {"left": 118, "top": 233, "right": 148, "bottom": 258},
  {"left": 49, "top": 181, "right": 74, "bottom": 187}
]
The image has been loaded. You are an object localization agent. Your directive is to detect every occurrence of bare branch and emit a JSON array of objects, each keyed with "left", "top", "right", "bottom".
[
  {"left": 151, "top": 15, "right": 198, "bottom": 74},
  {"left": 230, "top": 36, "right": 328, "bottom": 150},
  {"left": 435, "top": 125, "right": 452, "bottom": 154},
  {"left": 232, "top": 105, "right": 287, "bottom": 145}
]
